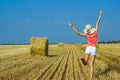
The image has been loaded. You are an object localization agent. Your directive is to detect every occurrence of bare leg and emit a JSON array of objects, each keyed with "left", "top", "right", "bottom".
[
  {"left": 90, "top": 56, "right": 96, "bottom": 80},
  {"left": 84, "top": 54, "right": 89, "bottom": 62},
  {"left": 80, "top": 54, "right": 89, "bottom": 65}
]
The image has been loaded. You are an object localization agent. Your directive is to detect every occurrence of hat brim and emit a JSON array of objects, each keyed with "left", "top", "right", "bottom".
[
  {"left": 90, "top": 28, "right": 96, "bottom": 34},
  {"left": 84, "top": 29, "right": 88, "bottom": 34},
  {"left": 84, "top": 28, "right": 96, "bottom": 34}
]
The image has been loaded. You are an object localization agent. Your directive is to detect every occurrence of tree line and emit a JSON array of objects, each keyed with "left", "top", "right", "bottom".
[{"left": 99, "top": 40, "right": 120, "bottom": 44}]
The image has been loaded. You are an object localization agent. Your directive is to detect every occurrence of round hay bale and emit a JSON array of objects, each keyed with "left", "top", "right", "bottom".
[
  {"left": 58, "top": 42, "right": 64, "bottom": 47},
  {"left": 30, "top": 37, "right": 48, "bottom": 56},
  {"left": 79, "top": 43, "right": 83, "bottom": 46}
]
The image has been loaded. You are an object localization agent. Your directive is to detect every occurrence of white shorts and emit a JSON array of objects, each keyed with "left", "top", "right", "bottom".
[{"left": 85, "top": 46, "right": 97, "bottom": 56}]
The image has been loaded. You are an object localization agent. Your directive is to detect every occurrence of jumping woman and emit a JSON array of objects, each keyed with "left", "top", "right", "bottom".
[{"left": 69, "top": 10, "right": 103, "bottom": 80}]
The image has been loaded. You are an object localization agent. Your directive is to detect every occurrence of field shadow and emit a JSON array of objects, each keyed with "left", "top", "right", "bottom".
[
  {"left": 95, "top": 67, "right": 112, "bottom": 78},
  {"left": 99, "top": 54, "right": 120, "bottom": 73}
]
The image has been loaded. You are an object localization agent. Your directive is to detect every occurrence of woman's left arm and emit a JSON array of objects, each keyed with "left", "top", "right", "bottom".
[{"left": 96, "top": 10, "right": 103, "bottom": 32}]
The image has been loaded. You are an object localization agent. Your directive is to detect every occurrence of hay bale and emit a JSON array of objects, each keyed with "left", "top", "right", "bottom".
[
  {"left": 79, "top": 43, "right": 83, "bottom": 45},
  {"left": 58, "top": 42, "right": 64, "bottom": 47},
  {"left": 30, "top": 37, "right": 48, "bottom": 56}
]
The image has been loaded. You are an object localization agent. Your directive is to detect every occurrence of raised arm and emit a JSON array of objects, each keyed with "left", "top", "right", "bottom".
[
  {"left": 69, "top": 22, "right": 86, "bottom": 37},
  {"left": 96, "top": 10, "right": 103, "bottom": 32}
]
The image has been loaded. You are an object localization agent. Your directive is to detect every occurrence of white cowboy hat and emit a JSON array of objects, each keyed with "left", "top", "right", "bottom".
[{"left": 84, "top": 24, "right": 96, "bottom": 34}]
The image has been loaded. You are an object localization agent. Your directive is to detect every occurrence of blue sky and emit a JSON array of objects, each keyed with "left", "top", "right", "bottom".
[{"left": 0, "top": 0, "right": 120, "bottom": 44}]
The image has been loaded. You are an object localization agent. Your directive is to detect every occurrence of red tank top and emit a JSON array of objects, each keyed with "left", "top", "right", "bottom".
[{"left": 86, "top": 31, "right": 98, "bottom": 46}]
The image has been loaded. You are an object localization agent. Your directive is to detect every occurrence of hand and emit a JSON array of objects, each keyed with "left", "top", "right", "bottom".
[
  {"left": 69, "top": 22, "right": 74, "bottom": 27},
  {"left": 99, "top": 10, "right": 103, "bottom": 17}
]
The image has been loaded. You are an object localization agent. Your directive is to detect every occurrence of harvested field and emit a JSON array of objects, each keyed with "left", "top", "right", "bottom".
[{"left": 0, "top": 44, "right": 120, "bottom": 80}]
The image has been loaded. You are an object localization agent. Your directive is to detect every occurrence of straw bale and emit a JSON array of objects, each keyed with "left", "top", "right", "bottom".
[
  {"left": 30, "top": 37, "right": 48, "bottom": 56},
  {"left": 58, "top": 42, "right": 64, "bottom": 47}
]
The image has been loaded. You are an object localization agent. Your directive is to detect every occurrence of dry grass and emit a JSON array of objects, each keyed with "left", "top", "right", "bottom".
[{"left": 0, "top": 44, "right": 120, "bottom": 80}]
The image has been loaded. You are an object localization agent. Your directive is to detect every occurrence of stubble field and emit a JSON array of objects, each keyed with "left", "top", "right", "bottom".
[{"left": 0, "top": 44, "right": 120, "bottom": 80}]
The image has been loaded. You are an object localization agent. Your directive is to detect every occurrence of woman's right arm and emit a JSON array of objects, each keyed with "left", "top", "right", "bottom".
[{"left": 69, "top": 22, "right": 86, "bottom": 37}]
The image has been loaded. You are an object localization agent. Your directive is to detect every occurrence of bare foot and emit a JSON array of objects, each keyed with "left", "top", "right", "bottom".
[{"left": 80, "top": 56, "right": 87, "bottom": 65}]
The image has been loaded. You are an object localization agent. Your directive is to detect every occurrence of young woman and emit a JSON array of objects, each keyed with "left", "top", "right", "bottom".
[{"left": 69, "top": 10, "right": 102, "bottom": 80}]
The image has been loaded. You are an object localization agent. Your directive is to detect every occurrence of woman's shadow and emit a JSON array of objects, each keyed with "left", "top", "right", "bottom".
[{"left": 95, "top": 67, "right": 112, "bottom": 78}]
